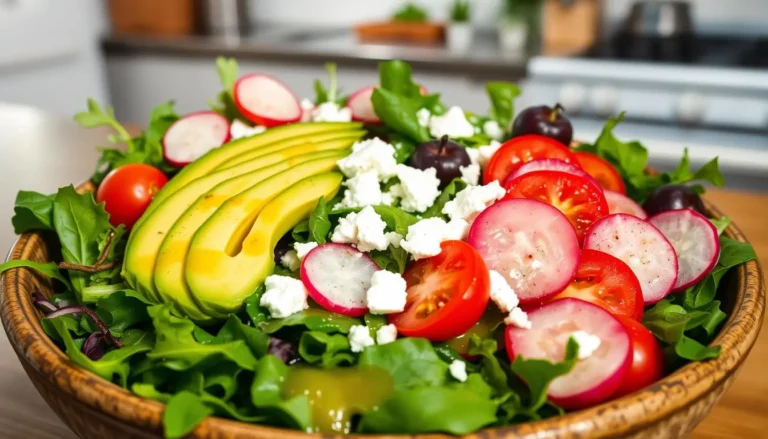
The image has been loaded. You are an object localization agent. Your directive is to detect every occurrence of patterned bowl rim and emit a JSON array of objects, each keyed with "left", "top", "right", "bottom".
[{"left": 0, "top": 195, "right": 764, "bottom": 438}]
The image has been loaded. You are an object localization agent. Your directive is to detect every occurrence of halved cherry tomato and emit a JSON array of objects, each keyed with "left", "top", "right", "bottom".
[
  {"left": 502, "top": 170, "right": 609, "bottom": 242},
  {"left": 483, "top": 134, "right": 579, "bottom": 184},
  {"left": 574, "top": 152, "right": 626, "bottom": 194},
  {"left": 613, "top": 316, "right": 666, "bottom": 397},
  {"left": 544, "top": 249, "right": 644, "bottom": 320},
  {"left": 389, "top": 240, "right": 490, "bottom": 341},
  {"left": 96, "top": 163, "right": 168, "bottom": 230}
]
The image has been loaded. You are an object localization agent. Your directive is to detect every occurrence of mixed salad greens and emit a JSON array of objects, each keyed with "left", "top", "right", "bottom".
[{"left": 1, "top": 58, "right": 757, "bottom": 438}]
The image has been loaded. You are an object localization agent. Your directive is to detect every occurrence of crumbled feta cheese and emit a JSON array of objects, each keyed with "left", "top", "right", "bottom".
[
  {"left": 334, "top": 170, "right": 383, "bottom": 209},
  {"left": 293, "top": 241, "right": 318, "bottom": 261},
  {"left": 429, "top": 106, "right": 475, "bottom": 139},
  {"left": 460, "top": 164, "right": 480, "bottom": 186},
  {"left": 393, "top": 165, "right": 441, "bottom": 213},
  {"left": 442, "top": 181, "right": 506, "bottom": 222},
  {"left": 570, "top": 330, "right": 602, "bottom": 360},
  {"left": 489, "top": 270, "right": 520, "bottom": 312},
  {"left": 280, "top": 250, "right": 300, "bottom": 271},
  {"left": 310, "top": 101, "right": 352, "bottom": 122},
  {"left": 336, "top": 137, "right": 398, "bottom": 181},
  {"left": 376, "top": 324, "right": 398, "bottom": 345},
  {"left": 385, "top": 232, "right": 404, "bottom": 248},
  {"left": 300, "top": 98, "right": 314, "bottom": 122},
  {"left": 476, "top": 140, "right": 502, "bottom": 167},
  {"left": 381, "top": 190, "right": 397, "bottom": 206},
  {"left": 416, "top": 108, "right": 431, "bottom": 127},
  {"left": 505, "top": 307, "right": 532, "bottom": 329},
  {"left": 483, "top": 120, "right": 505, "bottom": 141},
  {"left": 348, "top": 325, "right": 375, "bottom": 352},
  {"left": 465, "top": 148, "right": 480, "bottom": 165},
  {"left": 260, "top": 275, "right": 308, "bottom": 318},
  {"left": 449, "top": 360, "right": 468, "bottom": 382},
  {"left": 230, "top": 119, "right": 266, "bottom": 140},
  {"left": 366, "top": 270, "right": 407, "bottom": 314},
  {"left": 330, "top": 206, "right": 389, "bottom": 252},
  {"left": 400, "top": 217, "right": 450, "bottom": 260},
  {"left": 445, "top": 218, "right": 470, "bottom": 241}
]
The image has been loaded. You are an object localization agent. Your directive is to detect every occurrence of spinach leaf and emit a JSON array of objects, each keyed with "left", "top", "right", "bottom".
[
  {"left": 146, "top": 304, "right": 258, "bottom": 371},
  {"left": 298, "top": 331, "right": 355, "bottom": 367},
  {"left": 330, "top": 204, "right": 417, "bottom": 235},
  {"left": 11, "top": 190, "right": 55, "bottom": 233},
  {"left": 390, "top": 135, "right": 417, "bottom": 164},
  {"left": 369, "top": 246, "right": 409, "bottom": 274},
  {"left": 260, "top": 309, "right": 360, "bottom": 334},
  {"left": 163, "top": 391, "right": 213, "bottom": 439},
  {"left": 371, "top": 88, "right": 430, "bottom": 144},
  {"left": 359, "top": 386, "right": 497, "bottom": 434},
  {"left": 244, "top": 285, "right": 270, "bottom": 326},
  {"left": 0, "top": 259, "right": 72, "bottom": 290},
  {"left": 433, "top": 343, "right": 464, "bottom": 363},
  {"left": 423, "top": 178, "right": 467, "bottom": 219},
  {"left": 510, "top": 337, "right": 579, "bottom": 414},
  {"left": 364, "top": 313, "right": 388, "bottom": 337},
  {"left": 291, "top": 220, "right": 310, "bottom": 243},
  {"left": 358, "top": 338, "right": 448, "bottom": 389},
  {"left": 486, "top": 82, "right": 521, "bottom": 130},
  {"left": 78, "top": 289, "right": 151, "bottom": 337},
  {"left": 308, "top": 196, "right": 331, "bottom": 244},
  {"left": 214, "top": 315, "right": 271, "bottom": 358}
]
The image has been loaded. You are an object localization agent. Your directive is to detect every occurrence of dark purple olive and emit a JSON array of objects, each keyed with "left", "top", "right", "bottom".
[
  {"left": 407, "top": 135, "right": 471, "bottom": 188},
  {"left": 512, "top": 103, "right": 573, "bottom": 146},
  {"left": 273, "top": 233, "right": 293, "bottom": 265},
  {"left": 643, "top": 185, "right": 706, "bottom": 216}
]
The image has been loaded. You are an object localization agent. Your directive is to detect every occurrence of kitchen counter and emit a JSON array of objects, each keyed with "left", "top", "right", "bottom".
[{"left": 0, "top": 104, "right": 765, "bottom": 438}]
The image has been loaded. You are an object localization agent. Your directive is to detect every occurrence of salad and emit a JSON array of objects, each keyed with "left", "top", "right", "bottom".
[{"left": 1, "top": 58, "right": 757, "bottom": 438}]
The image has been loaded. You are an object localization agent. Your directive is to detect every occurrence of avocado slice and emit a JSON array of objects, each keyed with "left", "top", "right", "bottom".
[
  {"left": 186, "top": 172, "right": 343, "bottom": 317},
  {"left": 123, "top": 134, "right": 360, "bottom": 301},
  {"left": 153, "top": 152, "right": 346, "bottom": 321}
]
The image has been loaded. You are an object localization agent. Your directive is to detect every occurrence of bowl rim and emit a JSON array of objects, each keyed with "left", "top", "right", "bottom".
[{"left": 1, "top": 197, "right": 764, "bottom": 439}]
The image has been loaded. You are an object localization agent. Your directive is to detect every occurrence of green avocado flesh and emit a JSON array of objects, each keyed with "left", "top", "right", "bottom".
[
  {"left": 282, "top": 365, "right": 394, "bottom": 434},
  {"left": 185, "top": 172, "right": 343, "bottom": 317}
]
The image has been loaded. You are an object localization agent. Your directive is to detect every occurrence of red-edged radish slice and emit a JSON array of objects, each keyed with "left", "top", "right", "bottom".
[
  {"left": 584, "top": 214, "right": 678, "bottom": 304},
  {"left": 468, "top": 199, "right": 580, "bottom": 306},
  {"left": 504, "top": 158, "right": 594, "bottom": 187},
  {"left": 300, "top": 243, "right": 378, "bottom": 317},
  {"left": 605, "top": 190, "right": 647, "bottom": 219},
  {"left": 347, "top": 85, "right": 381, "bottom": 124},
  {"left": 234, "top": 74, "right": 302, "bottom": 127},
  {"left": 649, "top": 209, "right": 719, "bottom": 291},
  {"left": 506, "top": 298, "right": 632, "bottom": 410},
  {"left": 162, "top": 111, "right": 231, "bottom": 168}
]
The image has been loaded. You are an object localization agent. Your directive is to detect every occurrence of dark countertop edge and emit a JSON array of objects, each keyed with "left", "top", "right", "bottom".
[{"left": 101, "top": 34, "right": 529, "bottom": 79}]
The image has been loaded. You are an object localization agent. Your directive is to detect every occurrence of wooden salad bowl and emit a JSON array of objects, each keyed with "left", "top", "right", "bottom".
[{"left": 0, "top": 181, "right": 765, "bottom": 439}]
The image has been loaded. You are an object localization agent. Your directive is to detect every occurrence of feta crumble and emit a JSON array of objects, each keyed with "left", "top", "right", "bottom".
[
  {"left": 280, "top": 250, "right": 300, "bottom": 271},
  {"left": 336, "top": 137, "right": 398, "bottom": 181},
  {"left": 348, "top": 325, "right": 375, "bottom": 352},
  {"left": 366, "top": 270, "right": 408, "bottom": 314},
  {"left": 293, "top": 241, "right": 318, "bottom": 261},
  {"left": 300, "top": 98, "right": 315, "bottom": 122},
  {"left": 467, "top": 140, "right": 503, "bottom": 167},
  {"left": 334, "top": 170, "right": 383, "bottom": 209},
  {"left": 483, "top": 120, "right": 505, "bottom": 141},
  {"left": 385, "top": 231, "right": 404, "bottom": 248},
  {"left": 376, "top": 324, "right": 398, "bottom": 345},
  {"left": 449, "top": 360, "right": 468, "bottom": 382},
  {"left": 330, "top": 211, "right": 358, "bottom": 244},
  {"left": 429, "top": 106, "right": 475, "bottom": 139},
  {"left": 445, "top": 218, "right": 470, "bottom": 241},
  {"left": 400, "top": 217, "right": 450, "bottom": 260},
  {"left": 391, "top": 165, "right": 441, "bottom": 213},
  {"left": 310, "top": 101, "right": 352, "bottom": 122},
  {"left": 230, "top": 119, "right": 266, "bottom": 140},
  {"left": 489, "top": 270, "right": 520, "bottom": 312},
  {"left": 505, "top": 307, "right": 532, "bottom": 329},
  {"left": 330, "top": 206, "right": 390, "bottom": 252},
  {"left": 570, "top": 330, "right": 602, "bottom": 360},
  {"left": 460, "top": 163, "right": 480, "bottom": 186},
  {"left": 442, "top": 181, "right": 506, "bottom": 223},
  {"left": 260, "top": 275, "right": 308, "bottom": 318},
  {"left": 416, "top": 108, "right": 431, "bottom": 127}
]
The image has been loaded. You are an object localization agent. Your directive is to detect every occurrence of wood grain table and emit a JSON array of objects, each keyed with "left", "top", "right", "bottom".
[{"left": 0, "top": 103, "right": 765, "bottom": 438}]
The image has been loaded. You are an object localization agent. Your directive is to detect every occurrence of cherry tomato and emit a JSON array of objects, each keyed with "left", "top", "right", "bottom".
[
  {"left": 502, "top": 170, "right": 609, "bottom": 242},
  {"left": 483, "top": 134, "right": 579, "bottom": 184},
  {"left": 389, "top": 240, "right": 490, "bottom": 341},
  {"left": 574, "top": 152, "right": 626, "bottom": 194},
  {"left": 96, "top": 163, "right": 168, "bottom": 229},
  {"left": 544, "top": 249, "right": 644, "bottom": 320},
  {"left": 613, "top": 316, "right": 666, "bottom": 397}
]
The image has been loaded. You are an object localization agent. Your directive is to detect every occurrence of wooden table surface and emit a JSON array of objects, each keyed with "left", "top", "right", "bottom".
[{"left": 0, "top": 103, "right": 765, "bottom": 438}]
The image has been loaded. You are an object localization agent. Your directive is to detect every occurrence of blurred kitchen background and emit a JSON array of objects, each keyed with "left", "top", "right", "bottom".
[{"left": 0, "top": 0, "right": 766, "bottom": 190}]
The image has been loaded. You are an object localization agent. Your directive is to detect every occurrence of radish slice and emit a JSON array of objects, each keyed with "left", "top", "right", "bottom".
[
  {"left": 162, "top": 111, "right": 231, "bottom": 168},
  {"left": 468, "top": 199, "right": 580, "bottom": 306},
  {"left": 300, "top": 243, "right": 378, "bottom": 317},
  {"left": 649, "top": 209, "right": 720, "bottom": 291},
  {"left": 605, "top": 190, "right": 647, "bottom": 219},
  {"left": 347, "top": 85, "right": 381, "bottom": 124},
  {"left": 506, "top": 298, "right": 632, "bottom": 410},
  {"left": 504, "top": 159, "right": 594, "bottom": 187},
  {"left": 584, "top": 214, "right": 678, "bottom": 304},
  {"left": 234, "top": 74, "right": 302, "bottom": 127}
]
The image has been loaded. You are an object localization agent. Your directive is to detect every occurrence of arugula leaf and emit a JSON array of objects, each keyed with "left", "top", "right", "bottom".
[
  {"left": 250, "top": 355, "right": 313, "bottom": 430},
  {"left": 208, "top": 57, "right": 242, "bottom": 122},
  {"left": 88, "top": 289, "right": 151, "bottom": 337},
  {"left": 358, "top": 338, "right": 448, "bottom": 389},
  {"left": 486, "top": 82, "right": 521, "bottom": 130},
  {"left": 369, "top": 247, "right": 409, "bottom": 273},
  {"left": 0, "top": 259, "right": 72, "bottom": 290},
  {"left": 203, "top": 362, "right": 243, "bottom": 400},
  {"left": 213, "top": 315, "right": 271, "bottom": 359},
  {"left": 74, "top": 99, "right": 133, "bottom": 147},
  {"left": 423, "top": 178, "right": 467, "bottom": 219},
  {"left": 364, "top": 313, "right": 388, "bottom": 337},
  {"left": 244, "top": 284, "right": 270, "bottom": 326},
  {"left": 11, "top": 190, "right": 55, "bottom": 233},
  {"left": 308, "top": 197, "right": 331, "bottom": 244},
  {"left": 313, "top": 62, "right": 347, "bottom": 106},
  {"left": 298, "top": 331, "right": 355, "bottom": 367},
  {"left": 291, "top": 220, "right": 310, "bottom": 243},
  {"left": 163, "top": 391, "right": 213, "bottom": 439},
  {"left": 330, "top": 204, "right": 418, "bottom": 236},
  {"left": 510, "top": 338, "right": 579, "bottom": 414},
  {"left": 260, "top": 309, "right": 360, "bottom": 334},
  {"left": 359, "top": 386, "right": 497, "bottom": 434},
  {"left": 389, "top": 135, "right": 417, "bottom": 164},
  {"left": 467, "top": 336, "right": 509, "bottom": 396},
  {"left": 433, "top": 343, "right": 464, "bottom": 363}
]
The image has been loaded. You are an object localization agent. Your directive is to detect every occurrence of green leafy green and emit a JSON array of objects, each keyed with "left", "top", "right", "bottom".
[
  {"left": 486, "top": 82, "right": 521, "bottom": 130},
  {"left": 260, "top": 309, "right": 360, "bottom": 334},
  {"left": 364, "top": 313, "right": 388, "bottom": 337},
  {"left": 244, "top": 285, "right": 270, "bottom": 326},
  {"left": 298, "top": 331, "right": 355, "bottom": 367},
  {"left": 209, "top": 57, "right": 242, "bottom": 122},
  {"left": 291, "top": 220, "right": 310, "bottom": 243},
  {"left": 163, "top": 391, "right": 213, "bottom": 439},
  {"left": 510, "top": 338, "right": 579, "bottom": 414},
  {"left": 308, "top": 196, "right": 331, "bottom": 244},
  {"left": 213, "top": 315, "right": 271, "bottom": 359},
  {"left": 250, "top": 355, "right": 313, "bottom": 430},
  {"left": 11, "top": 190, "right": 55, "bottom": 233},
  {"left": 710, "top": 216, "right": 731, "bottom": 235},
  {"left": 369, "top": 247, "right": 409, "bottom": 273},
  {"left": 467, "top": 336, "right": 509, "bottom": 396},
  {"left": 423, "top": 178, "right": 467, "bottom": 219},
  {"left": 358, "top": 338, "right": 448, "bottom": 389},
  {"left": 313, "top": 62, "right": 347, "bottom": 106},
  {"left": 0, "top": 259, "right": 72, "bottom": 290},
  {"left": 85, "top": 289, "right": 151, "bottom": 337}
]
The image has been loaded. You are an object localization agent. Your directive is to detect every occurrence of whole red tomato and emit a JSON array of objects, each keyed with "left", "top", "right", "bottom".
[
  {"left": 614, "top": 316, "right": 666, "bottom": 397},
  {"left": 96, "top": 163, "right": 168, "bottom": 229}
]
